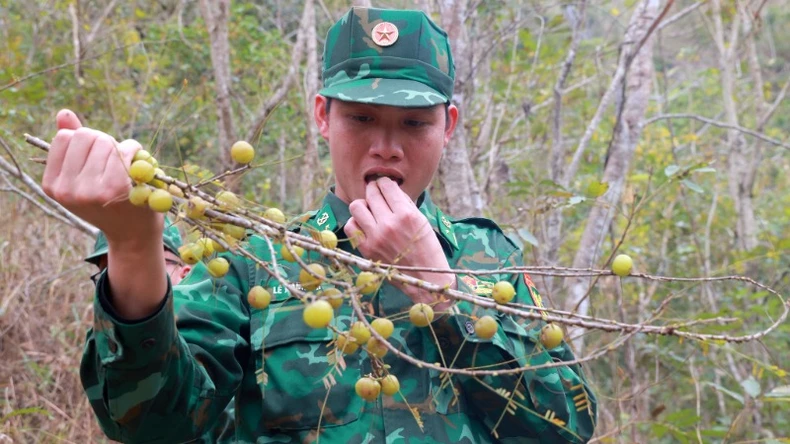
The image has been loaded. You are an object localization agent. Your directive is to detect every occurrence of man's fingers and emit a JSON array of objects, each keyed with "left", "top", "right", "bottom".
[
  {"left": 343, "top": 218, "right": 366, "bottom": 249},
  {"left": 56, "top": 109, "right": 82, "bottom": 130},
  {"left": 59, "top": 128, "right": 98, "bottom": 178},
  {"left": 365, "top": 180, "right": 392, "bottom": 221},
  {"left": 117, "top": 139, "right": 143, "bottom": 166},
  {"left": 377, "top": 177, "right": 413, "bottom": 208},
  {"left": 105, "top": 139, "right": 142, "bottom": 189},
  {"left": 348, "top": 199, "right": 376, "bottom": 234},
  {"left": 42, "top": 129, "right": 74, "bottom": 190},
  {"left": 80, "top": 134, "right": 115, "bottom": 180}
]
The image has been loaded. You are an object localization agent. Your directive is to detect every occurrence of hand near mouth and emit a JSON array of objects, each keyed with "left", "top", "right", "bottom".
[{"left": 344, "top": 177, "right": 456, "bottom": 311}]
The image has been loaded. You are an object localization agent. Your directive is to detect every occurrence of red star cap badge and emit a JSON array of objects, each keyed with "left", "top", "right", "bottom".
[{"left": 372, "top": 22, "right": 399, "bottom": 47}]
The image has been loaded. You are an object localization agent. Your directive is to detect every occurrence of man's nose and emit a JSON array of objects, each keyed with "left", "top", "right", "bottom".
[{"left": 368, "top": 131, "right": 404, "bottom": 159}]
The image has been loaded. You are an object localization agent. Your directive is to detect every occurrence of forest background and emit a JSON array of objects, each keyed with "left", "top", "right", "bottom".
[{"left": 1, "top": 0, "right": 789, "bottom": 442}]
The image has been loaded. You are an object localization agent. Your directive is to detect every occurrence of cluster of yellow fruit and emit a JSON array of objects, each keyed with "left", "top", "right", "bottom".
[
  {"left": 128, "top": 150, "right": 174, "bottom": 212},
  {"left": 335, "top": 319, "right": 394, "bottom": 358},
  {"left": 355, "top": 374, "right": 400, "bottom": 401}
]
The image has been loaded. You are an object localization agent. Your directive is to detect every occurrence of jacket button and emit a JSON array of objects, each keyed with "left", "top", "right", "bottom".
[{"left": 140, "top": 338, "right": 156, "bottom": 349}]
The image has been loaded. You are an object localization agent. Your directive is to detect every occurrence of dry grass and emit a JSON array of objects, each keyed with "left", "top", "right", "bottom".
[{"left": 0, "top": 197, "right": 108, "bottom": 443}]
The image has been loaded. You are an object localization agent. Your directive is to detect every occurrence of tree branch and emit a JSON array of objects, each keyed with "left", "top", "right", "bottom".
[{"left": 642, "top": 113, "right": 790, "bottom": 150}]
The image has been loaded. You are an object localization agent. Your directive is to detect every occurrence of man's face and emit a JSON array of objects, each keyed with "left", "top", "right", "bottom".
[
  {"left": 93, "top": 250, "right": 189, "bottom": 285},
  {"left": 164, "top": 250, "right": 189, "bottom": 285},
  {"left": 314, "top": 96, "right": 458, "bottom": 203}
]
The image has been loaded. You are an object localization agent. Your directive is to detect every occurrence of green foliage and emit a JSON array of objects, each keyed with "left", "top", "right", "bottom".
[{"left": 0, "top": 0, "right": 788, "bottom": 442}]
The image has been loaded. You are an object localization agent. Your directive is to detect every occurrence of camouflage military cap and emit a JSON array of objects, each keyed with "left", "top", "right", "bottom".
[
  {"left": 320, "top": 7, "right": 455, "bottom": 107},
  {"left": 84, "top": 217, "right": 183, "bottom": 265}
]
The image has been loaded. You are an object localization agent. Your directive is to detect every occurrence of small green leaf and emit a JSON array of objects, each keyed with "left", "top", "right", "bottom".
[
  {"left": 740, "top": 376, "right": 761, "bottom": 398},
  {"left": 681, "top": 179, "right": 704, "bottom": 193},
  {"left": 704, "top": 382, "right": 744, "bottom": 405},
  {"left": 664, "top": 165, "right": 680, "bottom": 177},
  {"left": 692, "top": 167, "right": 716, "bottom": 174},
  {"left": 585, "top": 180, "right": 609, "bottom": 197},
  {"left": 765, "top": 385, "right": 790, "bottom": 400}
]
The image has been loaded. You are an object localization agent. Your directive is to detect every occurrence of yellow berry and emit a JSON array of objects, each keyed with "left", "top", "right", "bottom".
[
  {"left": 147, "top": 157, "right": 159, "bottom": 168},
  {"left": 349, "top": 321, "right": 371, "bottom": 344},
  {"left": 196, "top": 238, "right": 215, "bottom": 258},
  {"left": 366, "top": 337, "right": 388, "bottom": 358},
  {"left": 299, "top": 263, "right": 326, "bottom": 291},
  {"left": 540, "top": 323, "right": 564, "bottom": 349},
  {"left": 474, "top": 315, "right": 498, "bottom": 340},
  {"left": 132, "top": 149, "right": 152, "bottom": 162},
  {"left": 129, "top": 160, "right": 155, "bottom": 183},
  {"left": 186, "top": 196, "right": 210, "bottom": 219},
  {"left": 223, "top": 223, "right": 246, "bottom": 240},
  {"left": 335, "top": 333, "right": 359, "bottom": 354},
  {"left": 129, "top": 184, "right": 151, "bottom": 207},
  {"left": 178, "top": 244, "right": 202, "bottom": 265},
  {"left": 247, "top": 286, "right": 271, "bottom": 310},
  {"left": 319, "top": 230, "right": 338, "bottom": 249},
  {"left": 168, "top": 184, "right": 184, "bottom": 198},
  {"left": 612, "top": 254, "right": 633, "bottom": 277},
  {"left": 280, "top": 244, "right": 305, "bottom": 262},
  {"left": 149, "top": 168, "right": 166, "bottom": 189},
  {"left": 207, "top": 257, "right": 230, "bottom": 278},
  {"left": 216, "top": 191, "right": 240, "bottom": 210},
  {"left": 492, "top": 281, "right": 516, "bottom": 304},
  {"left": 230, "top": 140, "right": 255, "bottom": 164},
  {"left": 211, "top": 238, "right": 227, "bottom": 253},
  {"left": 320, "top": 288, "right": 343, "bottom": 309},
  {"left": 356, "top": 271, "right": 381, "bottom": 295},
  {"left": 409, "top": 303, "right": 434, "bottom": 327},
  {"left": 148, "top": 189, "right": 173, "bottom": 213},
  {"left": 370, "top": 318, "right": 394, "bottom": 339},
  {"left": 355, "top": 377, "right": 381, "bottom": 401},
  {"left": 380, "top": 374, "right": 400, "bottom": 396},
  {"left": 264, "top": 207, "right": 286, "bottom": 224},
  {"left": 303, "top": 299, "right": 333, "bottom": 329}
]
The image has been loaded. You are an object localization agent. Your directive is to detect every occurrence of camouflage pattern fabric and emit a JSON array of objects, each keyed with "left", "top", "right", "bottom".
[
  {"left": 319, "top": 7, "right": 454, "bottom": 107},
  {"left": 80, "top": 191, "right": 597, "bottom": 443}
]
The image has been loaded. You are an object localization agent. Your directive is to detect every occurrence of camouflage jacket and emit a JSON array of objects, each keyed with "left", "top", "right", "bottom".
[{"left": 80, "top": 192, "right": 597, "bottom": 443}]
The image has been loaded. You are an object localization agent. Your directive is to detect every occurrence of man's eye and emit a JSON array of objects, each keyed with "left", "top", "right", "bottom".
[
  {"left": 405, "top": 120, "right": 427, "bottom": 127},
  {"left": 351, "top": 115, "right": 373, "bottom": 122}
]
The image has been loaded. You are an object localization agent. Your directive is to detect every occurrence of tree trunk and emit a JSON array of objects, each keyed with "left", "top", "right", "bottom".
[
  {"left": 543, "top": 2, "right": 587, "bottom": 295},
  {"left": 565, "top": 0, "right": 659, "bottom": 353},
  {"left": 198, "top": 0, "right": 237, "bottom": 185},
  {"left": 300, "top": 0, "right": 320, "bottom": 211},
  {"left": 436, "top": 0, "right": 484, "bottom": 218},
  {"left": 710, "top": 0, "right": 758, "bottom": 252}
]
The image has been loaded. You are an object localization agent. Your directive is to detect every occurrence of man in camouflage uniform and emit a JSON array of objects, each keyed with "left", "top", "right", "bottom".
[{"left": 44, "top": 7, "right": 597, "bottom": 443}]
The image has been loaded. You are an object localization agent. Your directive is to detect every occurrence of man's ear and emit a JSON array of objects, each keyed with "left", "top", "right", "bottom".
[
  {"left": 444, "top": 104, "right": 459, "bottom": 145},
  {"left": 176, "top": 265, "right": 191, "bottom": 285},
  {"left": 315, "top": 95, "right": 330, "bottom": 140}
]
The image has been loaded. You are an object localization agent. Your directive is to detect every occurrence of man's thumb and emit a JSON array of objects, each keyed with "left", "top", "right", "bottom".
[{"left": 56, "top": 109, "right": 82, "bottom": 130}]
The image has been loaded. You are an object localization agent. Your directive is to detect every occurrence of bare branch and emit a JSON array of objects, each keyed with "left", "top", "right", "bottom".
[
  {"left": 642, "top": 113, "right": 790, "bottom": 150},
  {"left": 0, "top": 136, "right": 97, "bottom": 237},
  {"left": 658, "top": 1, "right": 704, "bottom": 30},
  {"left": 246, "top": 2, "right": 310, "bottom": 142}
]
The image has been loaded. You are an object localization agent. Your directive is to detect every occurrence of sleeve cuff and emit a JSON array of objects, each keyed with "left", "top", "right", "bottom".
[{"left": 93, "top": 271, "right": 177, "bottom": 369}]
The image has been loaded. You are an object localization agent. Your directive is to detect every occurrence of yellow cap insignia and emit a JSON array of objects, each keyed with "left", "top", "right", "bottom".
[{"left": 372, "top": 22, "right": 399, "bottom": 47}]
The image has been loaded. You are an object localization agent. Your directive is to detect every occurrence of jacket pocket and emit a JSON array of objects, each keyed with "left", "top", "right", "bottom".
[{"left": 250, "top": 296, "right": 364, "bottom": 431}]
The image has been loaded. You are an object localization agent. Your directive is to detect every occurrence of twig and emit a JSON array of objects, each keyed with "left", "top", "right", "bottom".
[
  {"left": 1, "top": 136, "right": 97, "bottom": 237},
  {"left": 641, "top": 113, "right": 790, "bottom": 150}
]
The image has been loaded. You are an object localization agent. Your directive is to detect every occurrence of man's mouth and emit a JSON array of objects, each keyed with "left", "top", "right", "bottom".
[{"left": 364, "top": 174, "right": 404, "bottom": 186}]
